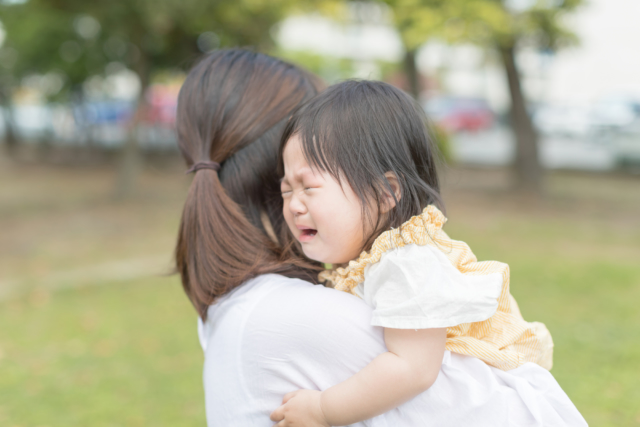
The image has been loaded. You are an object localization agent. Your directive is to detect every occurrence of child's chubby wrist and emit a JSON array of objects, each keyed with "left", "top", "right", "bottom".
[{"left": 319, "top": 390, "right": 337, "bottom": 426}]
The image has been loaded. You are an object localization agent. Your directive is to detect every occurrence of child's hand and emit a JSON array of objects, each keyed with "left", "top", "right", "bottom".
[{"left": 270, "top": 389, "right": 331, "bottom": 427}]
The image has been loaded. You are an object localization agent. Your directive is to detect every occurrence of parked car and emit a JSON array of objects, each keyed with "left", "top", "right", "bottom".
[
  {"left": 79, "top": 100, "right": 134, "bottom": 125},
  {"left": 423, "top": 96, "right": 494, "bottom": 133},
  {"left": 12, "top": 104, "right": 53, "bottom": 141},
  {"left": 145, "top": 83, "right": 179, "bottom": 127},
  {"left": 590, "top": 97, "right": 640, "bottom": 132},
  {"left": 532, "top": 104, "right": 591, "bottom": 137},
  {"left": 612, "top": 119, "right": 640, "bottom": 168}
]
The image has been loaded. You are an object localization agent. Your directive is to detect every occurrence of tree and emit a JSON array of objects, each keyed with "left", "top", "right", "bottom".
[
  {"left": 0, "top": 75, "right": 18, "bottom": 156},
  {"left": 383, "top": 0, "right": 583, "bottom": 193},
  {"left": 383, "top": 0, "right": 448, "bottom": 100},
  {"left": 1, "top": 0, "right": 303, "bottom": 196},
  {"left": 52, "top": 0, "right": 303, "bottom": 198},
  {"left": 0, "top": 2, "right": 97, "bottom": 156},
  {"left": 460, "top": 0, "right": 582, "bottom": 192}
]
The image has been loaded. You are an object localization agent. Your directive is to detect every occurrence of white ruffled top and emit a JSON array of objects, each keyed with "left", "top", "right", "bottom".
[
  {"left": 320, "top": 205, "right": 554, "bottom": 371},
  {"left": 356, "top": 243, "right": 503, "bottom": 329}
]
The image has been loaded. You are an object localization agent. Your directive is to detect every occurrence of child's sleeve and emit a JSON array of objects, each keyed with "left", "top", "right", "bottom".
[{"left": 363, "top": 243, "right": 503, "bottom": 329}]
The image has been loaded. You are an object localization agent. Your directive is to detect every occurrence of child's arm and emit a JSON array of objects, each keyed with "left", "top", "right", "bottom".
[{"left": 270, "top": 327, "right": 446, "bottom": 426}]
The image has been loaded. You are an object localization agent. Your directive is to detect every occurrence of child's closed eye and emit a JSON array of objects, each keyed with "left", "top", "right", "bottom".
[
  {"left": 280, "top": 180, "right": 293, "bottom": 196},
  {"left": 280, "top": 184, "right": 293, "bottom": 196}
]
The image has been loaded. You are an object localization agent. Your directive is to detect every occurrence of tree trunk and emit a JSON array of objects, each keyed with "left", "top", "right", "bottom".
[
  {"left": 114, "top": 96, "right": 145, "bottom": 199},
  {"left": 3, "top": 111, "right": 18, "bottom": 157},
  {"left": 499, "top": 43, "right": 543, "bottom": 193},
  {"left": 403, "top": 49, "right": 421, "bottom": 100},
  {"left": 0, "top": 91, "right": 19, "bottom": 157},
  {"left": 71, "top": 88, "right": 98, "bottom": 156},
  {"left": 114, "top": 49, "right": 149, "bottom": 200}
]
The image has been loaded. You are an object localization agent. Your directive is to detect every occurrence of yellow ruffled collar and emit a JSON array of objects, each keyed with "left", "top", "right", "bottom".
[{"left": 319, "top": 205, "right": 447, "bottom": 294}]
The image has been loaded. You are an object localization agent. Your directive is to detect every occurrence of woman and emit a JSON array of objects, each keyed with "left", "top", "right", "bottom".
[{"left": 175, "top": 50, "right": 543, "bottom": 426}]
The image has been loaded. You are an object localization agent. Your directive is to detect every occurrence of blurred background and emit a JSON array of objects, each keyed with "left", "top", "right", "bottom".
[{"left": 0, "top": 0, "right": 639, "bottom": 425}]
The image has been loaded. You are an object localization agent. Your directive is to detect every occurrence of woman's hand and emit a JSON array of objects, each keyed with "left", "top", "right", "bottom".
[{"left": 270, "top": 389, "right": 331, "bottom": 427}]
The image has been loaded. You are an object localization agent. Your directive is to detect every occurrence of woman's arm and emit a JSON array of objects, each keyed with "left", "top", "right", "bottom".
[{"left": 270, "top": 327, "right": 446, "bottom": 426}]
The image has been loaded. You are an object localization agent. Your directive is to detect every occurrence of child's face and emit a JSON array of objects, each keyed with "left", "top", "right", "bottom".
[{"left": 281, "top": 135, "right": 373, "bottom": 264}]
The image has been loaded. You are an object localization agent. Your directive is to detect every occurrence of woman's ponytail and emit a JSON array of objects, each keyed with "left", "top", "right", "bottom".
[
  {"left": 174, "top": 49, "right": 324, "bottom": 318},
  {"left": 176, "top": 167, "right": 277, "bottom": 318}
]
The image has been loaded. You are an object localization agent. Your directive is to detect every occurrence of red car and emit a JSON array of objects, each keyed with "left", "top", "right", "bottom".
[{"left": 424, "top": 97, "right": 494, "bottom": 132}]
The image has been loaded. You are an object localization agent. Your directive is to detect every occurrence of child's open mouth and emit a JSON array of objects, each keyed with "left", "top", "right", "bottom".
[{"left": 299, "top": 228, "right": 317, "bottom": 242}]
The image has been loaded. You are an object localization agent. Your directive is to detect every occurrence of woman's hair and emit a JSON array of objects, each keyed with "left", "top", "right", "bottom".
[
  {"left": 175, "top": 49, "right": 325, "bottom": 319},
  {"left": 279, "top": 80, "right": 444, "bottom": 251}
]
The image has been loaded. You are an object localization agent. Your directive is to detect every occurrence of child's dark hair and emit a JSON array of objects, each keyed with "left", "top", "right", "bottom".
[{"left": 279, "top": 79, "right": 444, "bottom": 250}]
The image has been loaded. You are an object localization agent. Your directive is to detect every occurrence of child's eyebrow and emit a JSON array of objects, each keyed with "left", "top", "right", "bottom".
[
  {"left": 297, "top": 167, "right": 318, "bottom": 181},
  {"left": 280, "top": 167, "right": 316, "bottom": 185}
]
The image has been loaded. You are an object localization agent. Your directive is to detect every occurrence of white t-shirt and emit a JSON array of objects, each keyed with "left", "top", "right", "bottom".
[{"left": 198, "top": 274, "right": 586, "bottom": 427}]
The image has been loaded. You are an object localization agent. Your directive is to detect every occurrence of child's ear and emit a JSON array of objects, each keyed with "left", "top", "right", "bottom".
[{"left": 381, "top": 172, "right": 401, "bottom": 214}]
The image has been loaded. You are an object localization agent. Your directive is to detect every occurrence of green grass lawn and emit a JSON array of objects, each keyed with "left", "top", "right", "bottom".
[
  {"left": 0, "top": 276, "right": 205, "bottom": 427},
  {"left": 1, "top": 164, "right": 639, "bottom": 426}
]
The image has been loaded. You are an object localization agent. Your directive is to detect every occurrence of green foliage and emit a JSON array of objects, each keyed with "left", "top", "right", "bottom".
[
  {"left": 0, "top": 0, "right": 308, "bottom": 99},
  {"left": 273, "top": 48, "right": 357, "bottom": 84},
  {"left": 383, "top": 0, "right": 585, "bottom": 51},
  {"left": 0, "top": 1, "right": 111, "bottom": 92},
  {"left": 383, "top": 0, "right": 448, "bottom": 50},
  {"left": 273, "top": 48, "right": 400, "bottom": 84},
  {"left": 431, "top": 123, "right": 452, "bottom": 164}
]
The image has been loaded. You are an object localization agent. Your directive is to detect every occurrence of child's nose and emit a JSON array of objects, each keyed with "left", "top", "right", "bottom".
[{"left": 288, "top": 193, "right": 307, "bottom": 216}]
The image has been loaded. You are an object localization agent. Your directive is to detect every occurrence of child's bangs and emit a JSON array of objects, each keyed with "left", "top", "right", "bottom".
[{"left": 294, "top": 108, "right": 347, "bottom": 183}]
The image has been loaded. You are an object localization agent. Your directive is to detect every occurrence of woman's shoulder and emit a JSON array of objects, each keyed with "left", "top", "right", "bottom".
[
  {"left": 245, "top": 274, "right": 375, "bottom": 327},
  {"left": 239, "top": 275, "right": 387, "bottom": 390},
  {"left": 202, "top": 274, "right": 386, "bottom": 388},
  {"left": 239, "top": 274, "right": 385, "bottom": 355},
  {"left": 230, "top": 273, "right": 372, "bottom": 307},
  {"left": 204, "top": 274, "right": 379, "bottom": 339}
]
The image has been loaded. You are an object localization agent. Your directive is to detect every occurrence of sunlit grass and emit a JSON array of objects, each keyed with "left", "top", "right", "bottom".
[
  {"left": 0, "top": 277, "right": 204, "bottom": 427},
  {"left": 1, "top": 165, "right": 639, "bottom": 426}
]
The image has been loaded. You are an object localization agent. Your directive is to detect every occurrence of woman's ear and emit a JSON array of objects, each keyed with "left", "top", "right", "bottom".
[{"left": 381, "top": 172, "right": 401, "bottom": 214}]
